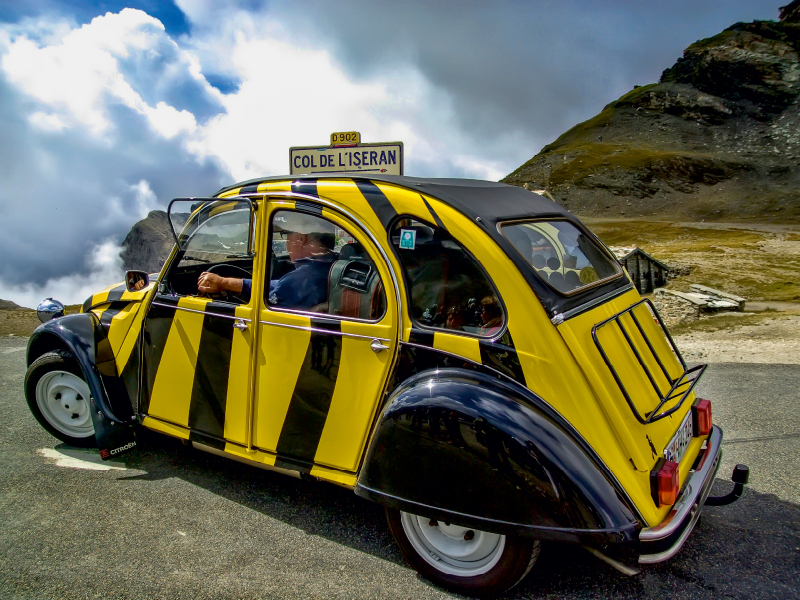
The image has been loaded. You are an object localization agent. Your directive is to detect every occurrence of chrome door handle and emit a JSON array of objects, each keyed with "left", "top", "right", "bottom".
[
  {"left": 370, "top": 339, "right": 390, "bottom": 353},
  {"left": 233, "top": 319, "right": 248, "bottom": 331}
]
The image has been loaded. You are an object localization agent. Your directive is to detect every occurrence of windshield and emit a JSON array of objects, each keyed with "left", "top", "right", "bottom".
[
  {"left": 169, "top": 199, "right": 254, "bottom": 260},
  {"left": 500, "top": 220, "right": 621, "bottom": 295}
]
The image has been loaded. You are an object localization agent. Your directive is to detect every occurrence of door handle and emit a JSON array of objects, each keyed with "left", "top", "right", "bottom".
[
  {"left": 233, "top": 319, "right": 248, "bottom": 331},
  {"left": 370, "top": 339, "right": 390, "bottom": 353}
]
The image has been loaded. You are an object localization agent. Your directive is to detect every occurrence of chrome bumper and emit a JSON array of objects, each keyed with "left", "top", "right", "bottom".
[{"left": 638, "top": 425, "right": 723, "bottom": 564}]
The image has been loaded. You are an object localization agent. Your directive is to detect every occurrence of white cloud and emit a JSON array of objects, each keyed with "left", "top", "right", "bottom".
[
  {"left": 130, "top": 180, "right": 160, "bottom": 218},
  {"left": 1, "top": 9, "right": 205, "bottom": 139},
  {"left": 28, "top": 111, "right": 68, "bottom": 132},
  {"left": 0, "top": 239, "right": 124, "bottom": 308}
]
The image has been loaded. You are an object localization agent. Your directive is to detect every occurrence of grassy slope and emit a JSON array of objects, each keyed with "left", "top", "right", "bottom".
[{"left": 586, "top": 219, "right": 800, "bottom": 303}]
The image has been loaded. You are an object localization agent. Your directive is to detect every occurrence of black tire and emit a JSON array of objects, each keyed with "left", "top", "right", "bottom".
[
  {"left": 386, "top": 507, "right": 540, "bottom": 597},
  {"left": 24, "top": 350, "right": 97, "bottom": 447}
]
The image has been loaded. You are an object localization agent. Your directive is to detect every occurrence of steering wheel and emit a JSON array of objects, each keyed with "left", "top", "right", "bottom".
[{"left": 201, "top": 263, "right": 253, "bottom": 303}]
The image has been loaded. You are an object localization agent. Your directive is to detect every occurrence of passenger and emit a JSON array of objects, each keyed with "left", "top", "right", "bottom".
[
  {"left": 479, "top": 296, "right": 503, "bottom": 336},
  {"left": 197, "top": 215, "right": 337, "bottom": 310},
  {"left": 445, "top": 305, "right": 466, "bottom": 331}
]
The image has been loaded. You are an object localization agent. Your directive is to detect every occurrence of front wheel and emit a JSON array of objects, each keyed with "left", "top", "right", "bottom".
[
  {"left": 386, "top": 508, "right": 540, "bottom": 597},
  {"left": 25, "top": 350, "right": 96, "bottom": 447}
]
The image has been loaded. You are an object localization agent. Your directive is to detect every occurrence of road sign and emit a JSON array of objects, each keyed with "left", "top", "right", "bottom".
[{"left": 290, "top": 136, "right": 403, "bottom": 176}]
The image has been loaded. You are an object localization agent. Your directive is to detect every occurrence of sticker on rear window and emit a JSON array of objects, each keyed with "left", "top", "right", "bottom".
[{"left": 399, "top": 229, "right": 416, "bottom": 250}]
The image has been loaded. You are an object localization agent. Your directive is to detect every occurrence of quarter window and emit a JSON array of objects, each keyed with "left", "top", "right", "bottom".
[
  {"left": 267, "top": 210, "right": 386, "bottom": 320},
  {"left": 500, "top": 220, "right": 621, "bottom": 294},
  {"left": 391, "top": 219, "right": 505, "bottom": 337}
]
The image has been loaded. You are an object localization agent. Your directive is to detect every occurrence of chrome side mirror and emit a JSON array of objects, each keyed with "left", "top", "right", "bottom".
[
  {"left": 37, "top": 298, "right": 65, "bottom": 323},
  {"left": 125, "top": 270, "right": 149, "bottom": 292}
]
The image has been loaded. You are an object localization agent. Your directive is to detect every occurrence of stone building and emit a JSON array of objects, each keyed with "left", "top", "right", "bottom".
[{"left": 610, "top": 247, "right": 669, "bottom": 294}]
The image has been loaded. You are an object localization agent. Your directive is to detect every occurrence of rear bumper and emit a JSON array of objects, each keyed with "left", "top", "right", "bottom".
[{"left": 638, "top": 425, "right": 723, "bottom": 564}]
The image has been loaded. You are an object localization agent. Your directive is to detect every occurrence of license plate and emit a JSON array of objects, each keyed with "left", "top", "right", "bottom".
[{"left": 664, "top": 412, "right": 693, "bottom": 463}]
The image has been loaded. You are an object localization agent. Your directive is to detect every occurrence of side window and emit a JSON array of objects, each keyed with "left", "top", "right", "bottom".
[
  {"left": 165, "top": 199, "right": 254, "bottom": 302},
  {"left": 390, "top": 218, "right": 505, "bottom": 337},
  {"left": 266, "top": 210, "right": 387, "bottom": 320}
]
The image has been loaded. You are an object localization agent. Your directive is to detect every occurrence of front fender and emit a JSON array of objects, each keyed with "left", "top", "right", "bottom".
[
  {"left": 27, "top": 313, "right": 137, "bottom": 457},
  {"left": 355, "top": 369, "right": 639, "bottom": 545}
]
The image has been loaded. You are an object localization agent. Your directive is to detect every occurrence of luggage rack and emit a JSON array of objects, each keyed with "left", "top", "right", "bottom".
[{"left": 591, "top": 298, "right": 706, "bottom": 425}]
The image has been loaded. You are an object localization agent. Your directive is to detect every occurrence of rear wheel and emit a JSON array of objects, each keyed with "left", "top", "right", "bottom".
[
  {"left": 386, "top": 508, "right": 540, "bottom": 596},
  {"left": 25, "top": 351, "right": 96, "bottom": 447}
]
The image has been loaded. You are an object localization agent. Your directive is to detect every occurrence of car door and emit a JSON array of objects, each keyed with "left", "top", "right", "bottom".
[
  {"left": 252, "top": 198, "right": 398, "bottom": 475},
  {"left": 140, "top": 198, "right": 260, "bottom": 448}
]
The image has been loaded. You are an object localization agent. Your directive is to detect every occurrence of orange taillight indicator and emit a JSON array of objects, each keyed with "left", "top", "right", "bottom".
[
  {"left": 650, "top": 458, "right": 680, "bottom": 507},
  {"left": 692, "top": 398, "right": 713, "bottom": 437}
]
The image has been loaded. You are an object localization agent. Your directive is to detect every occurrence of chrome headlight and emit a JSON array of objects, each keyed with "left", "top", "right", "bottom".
[{"left": 37, "top": 298, "right": 65, "bottom": 323}]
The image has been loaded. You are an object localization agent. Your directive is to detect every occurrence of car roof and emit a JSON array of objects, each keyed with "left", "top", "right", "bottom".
[{"left": 215, "top": 174, "right": 573, "bottom": 225}]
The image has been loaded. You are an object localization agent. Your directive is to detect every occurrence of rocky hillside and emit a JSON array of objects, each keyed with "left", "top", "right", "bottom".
[
  {"left": 503, "top": 1, "right": 800, "bottom": 223},
  {"left": 120, "top": 210, "right": 174, "bottom": 274}
]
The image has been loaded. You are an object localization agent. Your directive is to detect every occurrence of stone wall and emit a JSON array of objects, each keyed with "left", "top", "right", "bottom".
[{"left": 652, "top": 289, "right": 702, "bottom": 328}]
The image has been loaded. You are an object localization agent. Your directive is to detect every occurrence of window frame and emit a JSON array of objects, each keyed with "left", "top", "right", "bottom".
[
  {"left": 498, "top": 218, "right": 625, "bottom": 298},
  {"left": 388, "top": 214, "right": 509, "bottom": 341},
  {"left": 263, "top": 204, "right": 389, "bottom": 324}
]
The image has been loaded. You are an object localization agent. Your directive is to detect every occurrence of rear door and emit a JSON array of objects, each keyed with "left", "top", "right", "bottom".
[{"left": 252, "top": 198, "right": 398, "bottom": 477}]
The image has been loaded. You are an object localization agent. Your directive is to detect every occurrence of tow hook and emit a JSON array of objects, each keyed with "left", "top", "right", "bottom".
[{"left": 705, "top": 464, "right": 749, "bottom": 506}]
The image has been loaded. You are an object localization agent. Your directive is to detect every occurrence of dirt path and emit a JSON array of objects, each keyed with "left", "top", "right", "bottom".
[{"left": 674, "top": 313, "right": 800, "bottom": 364}]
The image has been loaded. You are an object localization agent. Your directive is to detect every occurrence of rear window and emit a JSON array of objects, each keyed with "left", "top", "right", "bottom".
[{"left": 500, "top": 220, "right": 621, "bottom": 295}]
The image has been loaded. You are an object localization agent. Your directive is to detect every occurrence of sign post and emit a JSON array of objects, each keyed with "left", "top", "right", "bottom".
[{"left": 290, "top": 132, "right": 403, "bottom": 176}]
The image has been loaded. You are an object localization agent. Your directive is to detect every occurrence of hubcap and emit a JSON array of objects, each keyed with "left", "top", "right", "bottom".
[
  {"left": 400, "top": 512, "right": 506, "bottom": 576},
  {"left": 35, "top": 371, "right": 94, "bottom": 439}
]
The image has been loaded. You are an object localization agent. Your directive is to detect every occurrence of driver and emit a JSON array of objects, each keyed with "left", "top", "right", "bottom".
[{"left": 197, "top": 213, "right": 337, "bottom": 311}]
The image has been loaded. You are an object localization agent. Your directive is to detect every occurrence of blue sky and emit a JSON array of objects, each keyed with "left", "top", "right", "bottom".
[{"left": 0, "top": 0, "right": 786, "bottom": 306}]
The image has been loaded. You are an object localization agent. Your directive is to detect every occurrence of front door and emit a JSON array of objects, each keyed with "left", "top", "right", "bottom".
[
  {"left": 141, "top": 199, "right": 260, "bottom": 447},
  {"left": 253, "top": 199, "right": 398, "bottom": 474}
]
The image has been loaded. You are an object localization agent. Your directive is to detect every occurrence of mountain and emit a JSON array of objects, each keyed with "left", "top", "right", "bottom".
[
  {"left": 503, "top": 1, "right": 800, "bottom": 223},
  {"left": 0, "top": 299, "right": 27, "bottom": 310},
  {"left": 120, "top": 210, "right": 174, "bottom": 274}
]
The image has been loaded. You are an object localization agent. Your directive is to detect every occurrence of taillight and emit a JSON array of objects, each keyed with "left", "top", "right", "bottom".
[
  {"left": 692, "top": 398, "right": 712, "bottom": 436},
  {"left": 650, "top": 458, "right": 680, "bottom": 507}
]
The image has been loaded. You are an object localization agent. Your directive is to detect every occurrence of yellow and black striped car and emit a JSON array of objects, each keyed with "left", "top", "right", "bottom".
[{"left": 25, "top": 175, "right": 748, "bottom": 596}]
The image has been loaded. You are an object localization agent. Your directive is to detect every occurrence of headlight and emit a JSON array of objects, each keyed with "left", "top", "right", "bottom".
[{"left": 37, "top": 298, "right": 65, "bottom": 323}]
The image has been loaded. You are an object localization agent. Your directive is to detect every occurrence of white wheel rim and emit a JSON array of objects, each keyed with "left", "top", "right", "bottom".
[
  {"left": 35, "top": 370, "right": 94, "bottom": 439},
  {"left": 400, "top": 512, "right": 506, "bottom": 577}
]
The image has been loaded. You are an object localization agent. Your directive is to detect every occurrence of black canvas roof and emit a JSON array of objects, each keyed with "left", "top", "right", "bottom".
[{"left": 215, "top": 174, "right": 573, "bottom": 225}]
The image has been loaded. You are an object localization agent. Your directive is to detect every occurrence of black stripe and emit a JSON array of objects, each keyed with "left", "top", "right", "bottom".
[
  {"left": 107, "top": 283, "right": 127, "bottom": 302},
  {"left": 240, "top": 184, "right": 259, "bottom": 194},
  {"left": 274, "top": 455, "right": 313, "bottom": 475},
  {"left": 275, "top": 320, "right": 342, "bottom": 464},
  {"left": 99, "top": 301, "right": 129, "bottom": 329},
  {"left": 187, "top": 309, "right": 235, "bottom": 439},
  {"left": 479, "top": 331, "right": 526, "bottom": 385},
  {"left": 140, "top": 300, "right": 177, "bottom": 415},
  {"left": 420, "top": 194, "right": 446, "bottom": 230},
  {"left": 204, "top": 301, "right": 237, "bottom": 316},
  {"left": 292, "top": 179, "right": 318, "bottom": 197},
  {"left": 154, "top": 295, "right": 179, "bottom": 306},
  {"left": 82, "top": 296, "right": 93, "bottom": 313},
  {"left": 355, "top": 179, "right": 397, "bottom": 229},
  {"left": 189, "top": 430, "right": 226, "bottom": 450},
  {"left": 120, "top": 333, "right": 141, "bottom": 414},
  {"left": 294, "top": 200, "right": 323, "bottom": 215},
  {"left": 409, "top": 329, "right": 434, "bottom": 346}
]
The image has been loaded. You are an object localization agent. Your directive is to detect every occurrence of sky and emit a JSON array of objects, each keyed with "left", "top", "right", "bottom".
[{"left": 0, "top": 0, "right": 786, "bottom": 307}]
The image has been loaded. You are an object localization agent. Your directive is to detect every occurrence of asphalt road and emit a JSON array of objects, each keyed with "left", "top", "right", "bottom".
[{"left": 1, "top": 335, "right": 798, "bottom": 599}]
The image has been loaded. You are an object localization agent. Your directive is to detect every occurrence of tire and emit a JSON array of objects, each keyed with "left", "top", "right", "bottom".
[
  {"left": 386, "top": 508, "right": 540, "bottom": 597},
  {"left": 25, "top": 350, "right": 96, "bottom": 447}
]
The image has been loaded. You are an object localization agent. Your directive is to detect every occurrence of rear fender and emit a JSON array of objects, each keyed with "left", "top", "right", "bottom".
[
  {"left": 27, "top": 313, "right": 137, "bottom": 458},
  {"left": 356, "top": 368, "right": 639, "bottom": 545}
]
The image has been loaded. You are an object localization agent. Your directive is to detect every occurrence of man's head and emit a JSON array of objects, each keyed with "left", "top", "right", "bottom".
[{"left": 276, "top": 212, "right": 336, "bottom": 262}]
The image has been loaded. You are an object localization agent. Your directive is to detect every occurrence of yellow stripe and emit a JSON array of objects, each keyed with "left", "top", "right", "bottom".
[
  {"left": 373, "top": 182, "right": 435, "bottom": 220},
  {"left": 257, "top": 181, "right": 292, "bottom": 193},
  {"left": 309, "top": 465, "right": 357, "bottom": 488},
  {"left": 433, "top": 331, "right": 482, "bottom": 364},
  {"left": 224, "top": 442, "right": 277, "bottom": 467},
  {"left": 218, "top": 187, "right": 242, "bottom": 198},
  {"left": 105, "top": 302, "right": 140, "bottom": 354},
  {"left": 208, "top": 201, "right": 237, "bottom": 217},
  {"left": 252, "top": 312, "right": 311, "bottom": 452},
  {"left": 147, "top": 297, "right": 207, "bottom": 427},
  {"left": 223, "top": 304, "right": 255, "bottom": 445},
  {"left": 141, "top": 416, "right": 190, "bottom": 440}
]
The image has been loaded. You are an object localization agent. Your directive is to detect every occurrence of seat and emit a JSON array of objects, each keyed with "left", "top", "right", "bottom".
[{"left": 328, "top": 243, "right": 385, "bottom": 319}]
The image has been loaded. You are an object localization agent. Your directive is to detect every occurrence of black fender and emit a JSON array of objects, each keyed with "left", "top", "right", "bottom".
[
  {"left": 27, "top": 313, "right": 138, "bottom": 458},
  {"left": 355, "top": 368, "right": 640, "bottom": 545}
]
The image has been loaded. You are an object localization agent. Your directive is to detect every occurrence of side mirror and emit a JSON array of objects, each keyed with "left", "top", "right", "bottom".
[
  {"left": 125, "top": 270, "right": 149, "bottom": 292},
  {"left": 37, "top": 298, "right": 65, "bottom": 323}
]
